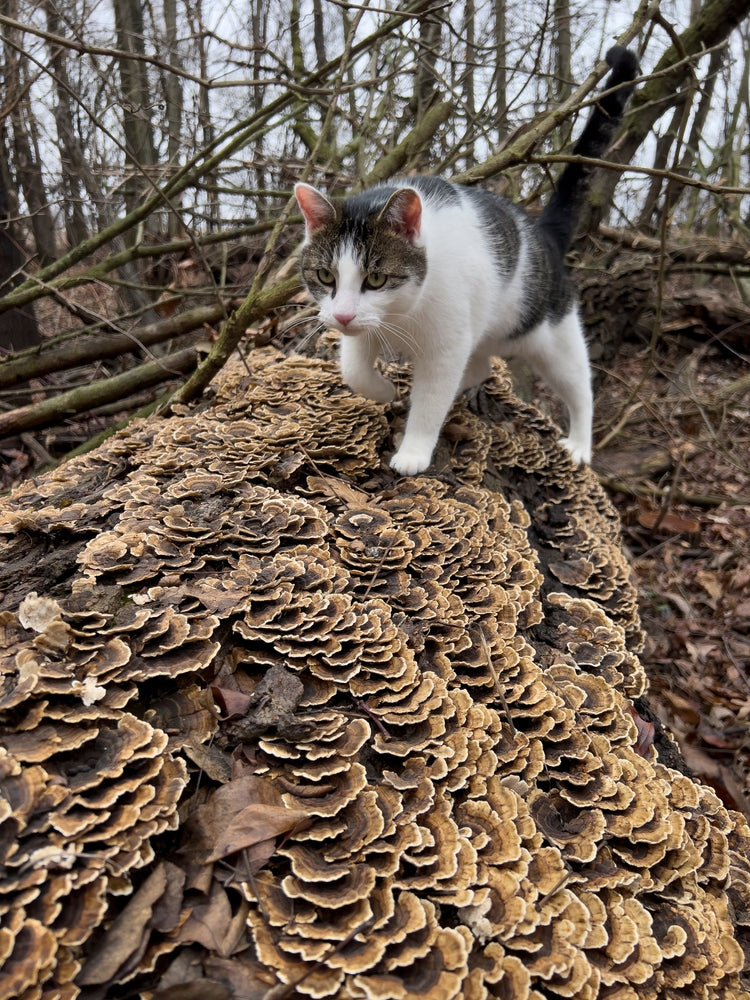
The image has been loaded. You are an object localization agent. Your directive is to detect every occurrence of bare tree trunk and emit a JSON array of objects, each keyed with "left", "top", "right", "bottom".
[
  {"left": 0, "top": 159, "right": 40, "bottom": 352},
  {"left": 44, "top": 0, "right": 89, "bottom": 247},
  {"left": 409, "top": 2, "right": 443, "bottom": 169},
  {"left": 312, "top": 0, "right": 327, "bottom": 69},
  {"left": 250, "top": 0, "right": 268, "bottom": 218},
  {"left": 162, "top": 0, "right": 184, "bottom": 238},
  {"left": 410, "top": 2, "right": 442, "bottom": 118},
  {"left": 493, "top": 0, "right": 508, "bottom": 139},
  {"left": 290, "top": 0, "right": 337, "bottom": 165},
  {"left": 113, "top": 0, "right": 158, "bottom": 227},
  {"left": 193, "top": 0, "right": 219, "bottom": 229},
  {"left": 712, "top": 38, "right": 749, "bottom": 233},
  {"left": 642, "top": 44, "right": 724, "bottom": 232},
  {"left": 0, "top": 1, "right": 56, "bottom": 266},
  {"left": 462, "top": 0, "right": 476, "bottom": 167},
  {"left": 553, "top": 0, "right": 572, "bottom": 103},
  {"left": 637, "top": 92, "right": 690, "bottom": 231}
]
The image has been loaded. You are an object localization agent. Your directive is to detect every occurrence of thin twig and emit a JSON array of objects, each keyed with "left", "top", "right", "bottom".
[{"left": 478, "top": 626, "right": 517, "bottom": 734}]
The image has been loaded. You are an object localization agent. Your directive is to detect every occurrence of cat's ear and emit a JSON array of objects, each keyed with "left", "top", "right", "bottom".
[
  {"left": 378, "top": 188, "right": 422, "bottom": 243},
  {"left": 294, "top": 182, "right": 336, "bottom": 234}
]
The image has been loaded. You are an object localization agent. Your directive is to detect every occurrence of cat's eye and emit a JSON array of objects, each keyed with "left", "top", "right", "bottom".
[
  {"left": 317, "top": 268, "right": 336, "bottom": 286},
  {"left": 365, "top": 272, "right": 387, "bottom": 289}
]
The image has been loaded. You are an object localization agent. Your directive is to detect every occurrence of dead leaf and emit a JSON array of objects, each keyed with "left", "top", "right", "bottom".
[
  {"left": 184, "top": 739, "right": 234, "bottom": 784},
  {"left": 77, "top": 863, "right": 170, "bottom": 985},
  {"left": 177, "top": 884, "right": 231, "bottom": 954},
  {"left": 205, "top": 956, "right": 275, "bottom": 1000},
  {"left": 212, "top": 685, "right": 253, "bottom": 719},
  {"left": 697, "top": 720, "right": 735, "bottom": 750},
  {"left": 660, "top": 689, "right": 701, "bottom": 727},
  {"left": 695, "top": 569, "right": 723, "bottom": 604},
  {"left": 663, "top": 591, "right": 695, "bottom": 618},
  {"left": 151, "top": 862, "right": 187, "bottom": 934},
  {"left": 176, "top": 884, "right": 250, "bottom": 957},
  {"left": 626, "top": 706, "right": 656, "bottom": 758},
  {"left": 305, "top": 474, "right": 371, "bottom": 506},
  {"left": 206, "top": 802, "right": 310, "bottom": 863},
  {"left": 637, "top": 509, "right": 701, "bottom": 534},
  {"left": 680, "top": 742, "right": 723, "bottom": 781},
  {"left": 182, "top": 774, "right": 309, "bottom": 872}
]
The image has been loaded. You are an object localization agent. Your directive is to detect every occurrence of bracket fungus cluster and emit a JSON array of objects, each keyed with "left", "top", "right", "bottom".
[{"left": 1, "top": 346, "right": 749, "bottom": 1000}]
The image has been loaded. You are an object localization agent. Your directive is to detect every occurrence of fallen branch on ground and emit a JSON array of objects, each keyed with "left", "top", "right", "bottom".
[
  {"left": 0, "top": 303, "right": 232, "bottom": 389},
  {"left": 0, "top": 347, "right": 200, "bottom": 437}
]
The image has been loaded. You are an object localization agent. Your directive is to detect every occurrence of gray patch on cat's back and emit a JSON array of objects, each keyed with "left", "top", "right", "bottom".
[
  {"left": 514, "top": 226, "right": 575, "bottom": 334},
  {"left": 455, "top": 186, "right": 574, "bottom": 334},
  {"left": 461, "top": 187, "right": 522, "bottom": 278}
]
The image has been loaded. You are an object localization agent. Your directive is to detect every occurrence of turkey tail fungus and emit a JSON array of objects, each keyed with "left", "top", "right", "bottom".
[{"left": 1, "top": 347, "right": 749, "bottom": 999}]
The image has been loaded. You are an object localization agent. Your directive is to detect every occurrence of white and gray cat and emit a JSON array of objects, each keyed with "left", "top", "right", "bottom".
[{"left": 295, "top": 47, "right": 639, "bottom": 476}]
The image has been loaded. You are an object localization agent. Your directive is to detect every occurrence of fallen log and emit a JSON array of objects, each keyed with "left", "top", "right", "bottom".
[
  {"left": 0, "top": 302, "right": 231, "bottom": 389},
  {"left": 0, "top": 346, "right": 199, "bottom": 437}
]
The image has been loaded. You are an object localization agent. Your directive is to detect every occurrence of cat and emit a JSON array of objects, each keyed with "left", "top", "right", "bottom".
[{"left": 294, "top": 46, "right": 639, "bottom": 476}]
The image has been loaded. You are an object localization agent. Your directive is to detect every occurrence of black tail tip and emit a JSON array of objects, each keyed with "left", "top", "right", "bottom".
[{"left": 605, "top": 45, "right": 640, "bottom": 82}]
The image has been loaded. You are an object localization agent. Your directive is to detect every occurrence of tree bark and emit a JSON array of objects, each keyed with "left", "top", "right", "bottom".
[
  {"left": 113, "top": 0, "right": 158, "bottom": 226},
  {"left": 44, "top": 0, "right": 90, "bottom": 247},
  {"left": 162, "top": 0, "right": 184, "bottom": 238},
  {"left": 462, "top": 0, "right": 476, "bottom": 167},
  {"left": 493, "top": 0, "right": 508, "bottom": 139},
  {"left": 193, "top": 0, "right": 219, "bottom": 230},
  {"left": 312, "top": 0, "right": 326, "bottom": 69},
  {"left": 1, "top": 2, "right": 56, "bottom": 266},
  {"left": 553, "top": 0, "right": 572, "bottom": 103},
  {"left": 409, "top": 0, "right": 443, "bottom": 170},
  {"left": 0, "top": 163, "right": 40, "bottom": 351}
]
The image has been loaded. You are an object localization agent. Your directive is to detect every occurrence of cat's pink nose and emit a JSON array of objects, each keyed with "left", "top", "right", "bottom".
[{"left": 334, "top": 312, "right": 356, "bottom": 327}]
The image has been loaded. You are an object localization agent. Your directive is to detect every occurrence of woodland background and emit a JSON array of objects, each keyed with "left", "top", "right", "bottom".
[{"left": 0, "top": 0, "right": 748, "bottom": 807}]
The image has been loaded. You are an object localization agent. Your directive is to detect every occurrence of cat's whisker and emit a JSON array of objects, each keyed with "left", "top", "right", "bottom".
[
  {"left": 280, "top": 315, "right": 317, "bottom": 334},
  {"left": 366, "top": 327, "right": 396, "bottom": 362},
  {"left": 372, "top": 319, "right": 421, "bottom": 358},
  {"left": 288, "top": 320, "right": 327, "bottom": 355}
]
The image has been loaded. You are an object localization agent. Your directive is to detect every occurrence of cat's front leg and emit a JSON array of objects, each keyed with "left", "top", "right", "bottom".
[
  {"left": 459, "top": 350, "right": 493, "bottom": 393},
  {"left": 340, "top": 332, "right": 395, "bottom": 404},
  {"left": 390, "top": 354, "right": 465, "bottom": 475}
]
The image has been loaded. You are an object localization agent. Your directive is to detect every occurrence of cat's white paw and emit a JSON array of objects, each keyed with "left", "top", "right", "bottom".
[
  {"left": 390, "top": 442, "right": 433, "bottom": 476},
  {"left": 559, "top": 436, "right": 591, "bottom": 465}
]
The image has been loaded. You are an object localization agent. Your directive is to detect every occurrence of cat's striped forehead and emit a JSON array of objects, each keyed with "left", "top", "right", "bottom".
[{"left": 300, "top": 186, "right": 428, "bottom": 286}]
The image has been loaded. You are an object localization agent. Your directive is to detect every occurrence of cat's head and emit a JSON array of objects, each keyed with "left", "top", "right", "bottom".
[{"left": 294, "top": 182, "right": 427, "bottom": 335}]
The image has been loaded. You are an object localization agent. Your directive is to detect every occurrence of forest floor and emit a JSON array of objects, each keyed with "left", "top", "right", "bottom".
[
  {"left": 1, "top": 295, "right": 748, "bottom": 812},
  {"left": 592, "top": 332, "right": 750, "bottom": 813}
]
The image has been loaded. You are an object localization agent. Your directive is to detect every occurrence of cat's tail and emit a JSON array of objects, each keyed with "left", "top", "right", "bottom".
[{"left": 539, "top": 45, "right": 639, "bottom": 254}]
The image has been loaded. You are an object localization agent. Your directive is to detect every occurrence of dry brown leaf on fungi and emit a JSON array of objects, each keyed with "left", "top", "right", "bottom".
[{"left": 182, "top": 773, "right": 311, "bottom": 875}]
